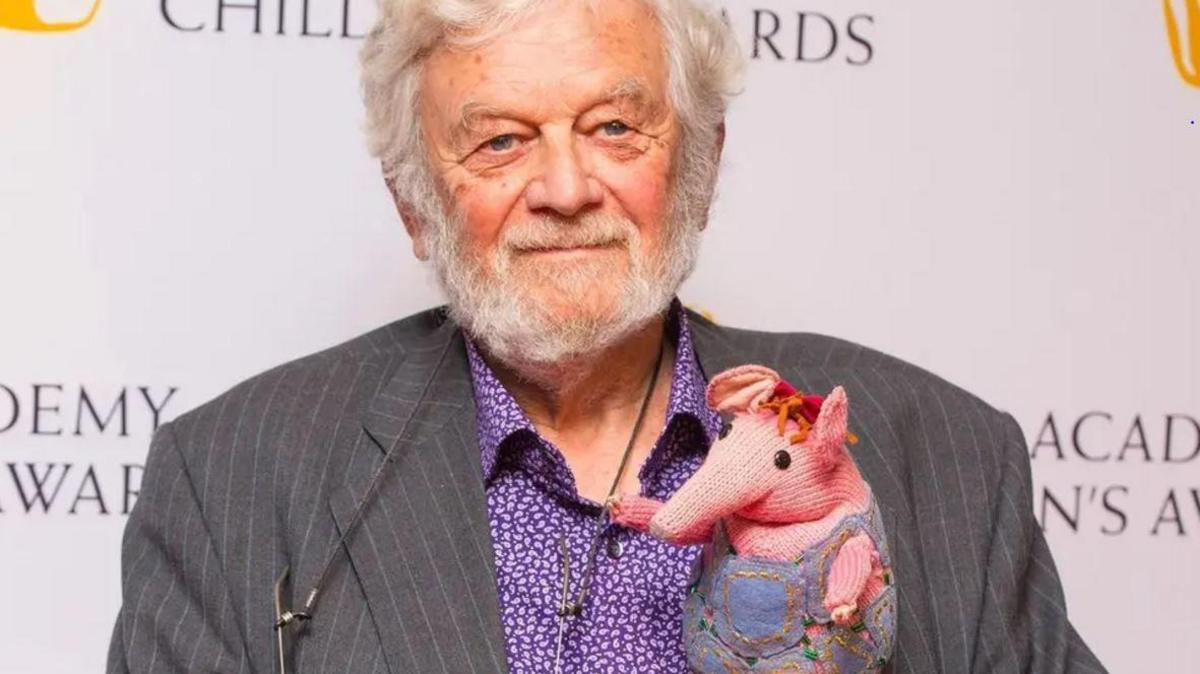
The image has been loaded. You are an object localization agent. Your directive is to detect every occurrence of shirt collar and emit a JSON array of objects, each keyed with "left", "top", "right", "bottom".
[{"left": 464, "top": 297, "right": 720, "bottom": 485}]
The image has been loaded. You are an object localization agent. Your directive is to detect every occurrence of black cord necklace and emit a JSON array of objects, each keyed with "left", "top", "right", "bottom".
[{"left": 552, "top": 336, "right": 666, "bottom": 673}]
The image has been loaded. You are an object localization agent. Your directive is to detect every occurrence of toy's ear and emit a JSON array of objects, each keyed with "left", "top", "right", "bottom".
[
  {"left": 706, "top": 365, "right": 781, "bottom": 414},
  {"left": 810, "top": 386, "right": 850, "bottom": 465}
]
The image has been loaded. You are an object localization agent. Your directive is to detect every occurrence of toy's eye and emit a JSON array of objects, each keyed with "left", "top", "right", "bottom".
[
  {"left": 718, "top": 419, "right": 733, "bottom": 440},
  {"left": 774, "top": 449, "right": 792, "bottom": 470}
]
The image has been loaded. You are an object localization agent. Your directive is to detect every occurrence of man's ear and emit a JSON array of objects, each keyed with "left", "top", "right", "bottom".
[
  {"left": 384, "top": 174, "right": 430, "bottom": 261},
  {"left": 714, "top": 120, "right": 726, "bottom": 165},
  {"left": 695, "top": 120, "right": 726, "bottom": 233}
]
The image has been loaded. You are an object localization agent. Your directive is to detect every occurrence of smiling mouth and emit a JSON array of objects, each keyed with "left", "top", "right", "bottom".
[{"left": 518, "top": 241, "right": 623, "bottom": 255}]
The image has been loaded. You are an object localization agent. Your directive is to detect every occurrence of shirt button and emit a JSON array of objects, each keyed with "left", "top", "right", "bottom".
[{"left": 605, "top": 536, "right": 623, "bottom": 559}]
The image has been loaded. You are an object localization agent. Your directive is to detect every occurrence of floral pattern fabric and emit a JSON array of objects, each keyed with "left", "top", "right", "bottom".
[{"left": 465, "top": 299, "right": 721, "bottom": 673}]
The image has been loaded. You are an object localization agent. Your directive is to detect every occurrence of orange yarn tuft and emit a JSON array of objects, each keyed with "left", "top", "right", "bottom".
[
  {"left": 760, "top": 392, "right": 857, "bottom": 446},
  {"left": 788, "top": 428, "right": 810, "bottom": 444}
]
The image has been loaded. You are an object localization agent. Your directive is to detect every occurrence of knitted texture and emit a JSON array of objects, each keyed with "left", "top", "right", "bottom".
[{"left": 613, "top": 364, "right": 888, "bottom": 626}]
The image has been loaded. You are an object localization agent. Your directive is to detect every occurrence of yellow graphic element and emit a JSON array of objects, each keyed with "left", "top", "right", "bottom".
[
  {"left": 1164, "top": 0, "right": 1200, "bottom": 87},
  {"left": 685, "top": 304, "right": 717, "bottom": 325},
  {"left": 0, "top": 0, "right": 101, "bottom": 32}
]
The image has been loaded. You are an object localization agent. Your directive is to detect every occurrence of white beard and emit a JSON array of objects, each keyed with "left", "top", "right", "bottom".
[
  {"left": 426, "top": 206, "right": 701, "bottom": 372},
  {"left": 418, "top": 130, "right": 718, "bottom": 378}
]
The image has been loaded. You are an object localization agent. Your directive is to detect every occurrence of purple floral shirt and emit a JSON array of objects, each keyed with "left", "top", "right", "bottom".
[{"left": 464, "top": 299, "right": 721, "bottom": 673}]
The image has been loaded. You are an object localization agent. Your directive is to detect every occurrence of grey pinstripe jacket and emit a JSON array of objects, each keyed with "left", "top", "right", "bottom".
[{"left": 107, "top": 306, "right": 1105, "bottom": 673}]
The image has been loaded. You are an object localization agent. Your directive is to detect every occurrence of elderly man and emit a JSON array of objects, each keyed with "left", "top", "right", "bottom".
[{"left": 107, "top": 0, "right": 1104, "bottom": 672}]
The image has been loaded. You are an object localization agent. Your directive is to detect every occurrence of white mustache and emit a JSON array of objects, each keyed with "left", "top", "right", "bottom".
[{"left": 502, "top": 214, "right": 635, "bottom": 252}]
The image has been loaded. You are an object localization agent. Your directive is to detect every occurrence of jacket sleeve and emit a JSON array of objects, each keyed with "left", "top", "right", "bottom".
[
  {"left": 106, "top": 422, "right": 251, "bottom": 673},
  {"left": 969, "top": 413, "right": 1107, "bottom": 673}
]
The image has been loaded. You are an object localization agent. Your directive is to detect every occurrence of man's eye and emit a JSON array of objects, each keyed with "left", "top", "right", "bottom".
[
  {"left": 485, "top": 134, "right": 517, "bottom": 152},
  {"left": 601, "top": 120, "right": 630, "bottom": 136}
]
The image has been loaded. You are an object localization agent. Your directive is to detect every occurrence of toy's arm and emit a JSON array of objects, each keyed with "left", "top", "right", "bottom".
[
  {"left": 824, "top": 532, "right": 877, "bottom": 625},
  {"left": 609, "top": 494, "right": 664, "bottom": 532},
  {"left": 651, "top": 512, "right": 716, "bottom": 545},
  {"left": 611, "top": 494, "right": 716, "bottom": 544}
]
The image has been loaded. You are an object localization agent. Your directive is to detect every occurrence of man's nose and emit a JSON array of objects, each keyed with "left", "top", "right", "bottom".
[{"left": 524, "top": 133, "right": 603, "bottom": 216}]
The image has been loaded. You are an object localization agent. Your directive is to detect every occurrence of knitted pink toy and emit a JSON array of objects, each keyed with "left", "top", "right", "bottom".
[{"left": 612, "top": 365, "right": 896, "bottom": 672}]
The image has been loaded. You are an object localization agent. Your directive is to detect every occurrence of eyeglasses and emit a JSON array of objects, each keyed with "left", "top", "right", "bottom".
[
  {"left": 272, "top": 566, "right": 311, "bottom": 674},
  {"left": 552, "top": 516, "right": 608, "bottom": 674}
]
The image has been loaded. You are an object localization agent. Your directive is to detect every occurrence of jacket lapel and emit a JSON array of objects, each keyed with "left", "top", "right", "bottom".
[{"left": 329, "top": 315, "right": 509, "bottom": 674}]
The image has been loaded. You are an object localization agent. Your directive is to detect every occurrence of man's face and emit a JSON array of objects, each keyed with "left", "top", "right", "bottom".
[{"left": 409, "top": 0, "right": 691, "bottom": 365}]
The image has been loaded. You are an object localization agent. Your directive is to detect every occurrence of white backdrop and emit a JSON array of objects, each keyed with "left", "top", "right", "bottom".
[{"left": 1, "top": 1, "right": 1197, "bottom": 672}]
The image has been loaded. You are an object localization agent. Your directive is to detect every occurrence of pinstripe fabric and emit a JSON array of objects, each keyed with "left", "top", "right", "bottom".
[{"left": 107, "top": 306, "right": 1105, "bottom": 673}]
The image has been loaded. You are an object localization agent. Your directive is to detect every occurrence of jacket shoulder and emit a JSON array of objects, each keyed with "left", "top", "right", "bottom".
[
  {"left": 692, "top": 312, "right": 1011, "bottom": 429},
  {"left": 162, "top": 306, "right": 449, "bottom": 441}
]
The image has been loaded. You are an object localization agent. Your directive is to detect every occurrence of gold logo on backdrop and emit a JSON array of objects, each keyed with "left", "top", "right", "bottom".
[
  {"left": 1164, "top": 0, "right": 1200, "bottom": 87},
  {"left": 0, "top": 0, "right": 101, "bottom": 32}
]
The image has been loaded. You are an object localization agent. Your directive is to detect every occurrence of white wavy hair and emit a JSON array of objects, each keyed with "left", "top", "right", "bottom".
[
  {"left": 358, "top": 0, "right": 743, "bottom": 373},
  {"left": 359, "top": 0, "right": 744, "bottom": 231}
]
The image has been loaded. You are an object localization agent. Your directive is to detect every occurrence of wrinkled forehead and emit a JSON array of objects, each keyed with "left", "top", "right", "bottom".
[{"left": 418, "top": 0, "right": 672, "bottom": 138}]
